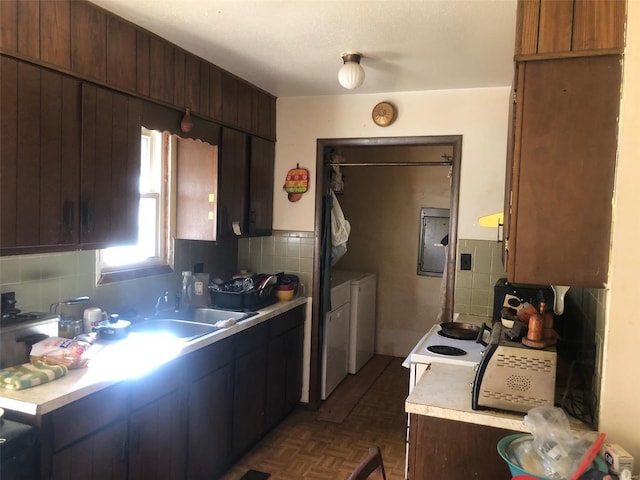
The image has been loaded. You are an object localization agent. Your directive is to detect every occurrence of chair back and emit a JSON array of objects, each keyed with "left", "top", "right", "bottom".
[{"left": 347, "top": 446, "right": 386, "bottom": 480}]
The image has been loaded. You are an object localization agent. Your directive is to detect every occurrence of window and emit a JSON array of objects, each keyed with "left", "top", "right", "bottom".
[{"left": 98, "top": 128, "right": 172, "bottom": 283}]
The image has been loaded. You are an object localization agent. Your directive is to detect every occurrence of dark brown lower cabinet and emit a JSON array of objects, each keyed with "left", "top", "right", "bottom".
[
  {"left": 232, "top": 323, "right": 268, "bottom": 457},
  {"left": 51, "top": 419, "right": 128, "bottom": 480},
  {"left": 266, "top": 305, "right": 305, "bottom": 429},
  {"left": 408, "top": 414, "right": 514, "bottom": 480},
  {"left": 37, "top": 306, "right": 305, "bottom": 480},
  {"left": 128, "top": 388, "right": 188, "bottom": 480},
  {"left": 186, "top": 338, "right": 234, "bottom": 480}
]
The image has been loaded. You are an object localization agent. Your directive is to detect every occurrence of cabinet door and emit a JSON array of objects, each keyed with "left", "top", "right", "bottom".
[
  {"left": 80, "top": 84, "right": 142, "bottom": 249},
  {"left": 265, "top": 333, "right": 288, "bottom": 430},
  {"left": 0, "top": 57, "right": 81, "bottom": 255},
  {"left": 129, "top": 389, "right": 188, "bottom": 480},
  {"left": 232, "top": 324, "right": 268, "bottom": 456},
  {"left": 285, "top": 323, "right": 304, "bottom": 412},
  {"left": 218, "top": 127, "right": 249, "bottom": 238},
  {"left": 187, "top": 362, "right": 234, "bottom": 480},
  {"left": 51, "top": 419, "right": 128, "bottom": 480},
  {"left": 408, "top": 414, "right": 513, "bottom": 480},
  {"left": 506, "top": 56, "right": 621, "bottom": 287},
  {"left": 175, "top": 136, "right": 219, "bottom": 241},
  {"left": 248, "top": 137, "right": 275, "bottom": 236}
]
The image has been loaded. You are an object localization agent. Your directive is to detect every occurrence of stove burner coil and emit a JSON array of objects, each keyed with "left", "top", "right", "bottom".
[{"left": 427, "top": 345, "right": 467, "bottom": 356}]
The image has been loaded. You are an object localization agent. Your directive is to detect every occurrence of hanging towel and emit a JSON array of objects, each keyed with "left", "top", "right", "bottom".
[
  {"left": 330, "top": 190, "right": 351, "bottom": 265},
  {"left": 0, "top": 361, "right": 68, "bottom": 391}
]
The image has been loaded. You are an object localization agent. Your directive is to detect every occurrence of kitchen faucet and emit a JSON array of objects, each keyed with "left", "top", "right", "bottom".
[{"left": 154, "top": 292, "right": 172, "bottom": 316}]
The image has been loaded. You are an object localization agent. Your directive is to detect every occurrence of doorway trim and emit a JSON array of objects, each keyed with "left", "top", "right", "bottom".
[{"left": 309, "top": 135, "right": 462, "bottom": 409}]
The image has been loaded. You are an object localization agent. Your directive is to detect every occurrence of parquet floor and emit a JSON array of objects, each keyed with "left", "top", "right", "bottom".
[{"left": 220, "top": 356, "right": 409, "bottom": 480}]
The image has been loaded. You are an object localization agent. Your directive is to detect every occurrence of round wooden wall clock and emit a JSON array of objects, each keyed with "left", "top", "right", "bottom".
[{"left": 372, "top": 101, "right": 396, "bottom": 127}]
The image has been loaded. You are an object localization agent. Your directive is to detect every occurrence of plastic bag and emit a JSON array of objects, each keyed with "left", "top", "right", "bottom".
[
  {"left": 330, "top": 190, "right": 351, "bottom": 265},
  {"left": 30, "top": 336, "right": 93, "bottom": 369},
  {"left": 523, "top": 406, "right": 595, "bottom": 479}
]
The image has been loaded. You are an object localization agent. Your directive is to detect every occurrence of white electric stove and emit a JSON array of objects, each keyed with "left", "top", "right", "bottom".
[{"left": 404, "top": 322, "right": 490, "bottom": 392}]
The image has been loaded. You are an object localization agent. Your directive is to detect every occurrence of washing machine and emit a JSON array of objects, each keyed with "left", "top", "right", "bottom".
[{"left": 347, "top": 272, "right": 376, "bottom": 374}]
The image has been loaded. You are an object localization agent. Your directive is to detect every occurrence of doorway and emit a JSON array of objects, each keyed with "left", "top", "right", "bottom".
[{"left": 308, "top": 135, "right": 462, "bottom": 409}]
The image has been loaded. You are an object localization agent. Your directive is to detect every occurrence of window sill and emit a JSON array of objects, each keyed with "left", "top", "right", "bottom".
[{"left": 98, "top": 264, "right": 174, "bottom": 285}]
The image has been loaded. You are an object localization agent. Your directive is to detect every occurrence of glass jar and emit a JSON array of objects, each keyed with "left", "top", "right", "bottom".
[{"left": 58, "top": 317, "right": 84, "bottom": 338}]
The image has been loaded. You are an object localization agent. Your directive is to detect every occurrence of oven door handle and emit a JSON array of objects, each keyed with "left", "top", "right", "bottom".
[{"left": 476, "top": 322, "right": 492, "bottom": 347}]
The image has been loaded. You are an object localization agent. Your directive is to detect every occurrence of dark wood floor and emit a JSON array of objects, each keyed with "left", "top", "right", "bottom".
[{"left": 220, "top": 356, "right": 409, "bottom": 480}]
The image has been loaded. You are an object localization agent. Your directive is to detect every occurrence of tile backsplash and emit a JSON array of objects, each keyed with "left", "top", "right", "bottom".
[
  {"left": 237, "top": 230, "right": 314, "bottom": 295},
  {"left": 0, "top": 238, "right": 238, "bottom": 318},
  {"left": 454, "top": 239, "right": 506, "bottom": 316}
]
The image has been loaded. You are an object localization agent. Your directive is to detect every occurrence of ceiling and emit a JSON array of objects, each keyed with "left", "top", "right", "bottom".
[{"left": 90, "top": 0, "right": 518, "bottom": 97}]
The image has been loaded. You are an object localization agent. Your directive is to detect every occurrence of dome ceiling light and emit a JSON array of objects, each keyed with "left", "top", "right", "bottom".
[{"left": 338, "top": 52, "right": 365, "bottom": 90}]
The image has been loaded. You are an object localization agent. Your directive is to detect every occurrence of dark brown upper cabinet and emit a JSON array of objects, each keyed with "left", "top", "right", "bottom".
[
  {"left": 503, "top": 55, "right": 621, "bottom": 287},
  {"left": 248, "top": 137, "right": 275, "bottom": 237},
  {"left": 0, "top": 57, "right": 81, "bottom": 255},
  {"left": 515, "top": 0, "right": 626, "bottom": 56},
  {"left": 218, "top": 127, "right": 249, "bottom": 239},
  {"left": 80, "top": 84, "right": 142, "bottom": 250}
]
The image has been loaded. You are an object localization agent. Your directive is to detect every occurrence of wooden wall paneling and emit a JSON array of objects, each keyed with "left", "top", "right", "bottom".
[
  {"left": 149, "top": 37, "right": 174, "bottom": 104},
  {"left": 107, "top": 15, "right": 137, "bottom": 92},
  {"left": 184, "top": 53, "right": 200, "bottom": 112},
  {"left": 60, "top": 76, "right": 81, "bottom": 246},
  {"left": 70, "top": 1, "right": 107, "bottom": 82},
  {"left": 39, "top": 69, "right": 64, "bottom": 246},
  {"left": 16, "top": 62, "right": 41, "bottom": 247},
  {"left": 0, "top": 57, "right": 18, "bottom": 248},
  {"left": 173, "top": 49, "right": 186, "bottom": 109},
  {"left": 251, "top": 90, "right": 260, "bottom": 137},
  {"left": 221, "top": 73, "right": 239, "bottom": 127},
  {"left": 199, "top": 59, "right": 210, "bottom": 118},
  {"left": 573, "top": 0, "right": 626, "bottom": 51},
  {"left": 237, "top": 81, "right": 253, "bottom": 132},
  {"left": 537, "top": 0, "right": 573, "bottom": 53},
  {"left": 0, "top": 0, "right": 18, "bottom": 53},
  {"left": 40, "top": 0, "right": 71, "bottom": 69},
  {"left": 514, "top": 0, "right": 540, "bottom": 55},
  {"left": 209, "top": 66, "right": 223, "bottom": 121},
  {"left": 136, "top": 31, "right": 150, "bottom": 96},
  {"left": 17, "top": 0, "right": 39, "bottom": 59}
]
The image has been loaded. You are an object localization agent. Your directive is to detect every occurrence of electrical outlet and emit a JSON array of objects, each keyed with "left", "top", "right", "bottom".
[{"left": 460, "top": 253, "right": 472, "bottom": 270}]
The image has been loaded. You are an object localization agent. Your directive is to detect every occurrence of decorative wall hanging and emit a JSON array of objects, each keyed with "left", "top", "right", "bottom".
[{"left": 283, "top": 163, "right": 309, "bottom": 202}]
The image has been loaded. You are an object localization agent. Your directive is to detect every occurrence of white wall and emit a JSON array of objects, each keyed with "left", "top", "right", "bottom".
[
  {"left": 601, "top": 1, "right": 640, "bottom": 467},
  {"left": 274, "top": 87, "right": 511, "bottom": 241}
]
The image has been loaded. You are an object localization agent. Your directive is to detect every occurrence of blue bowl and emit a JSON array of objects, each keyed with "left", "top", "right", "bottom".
[{"left": 497, "top": 433, "right": 608, "bottom": 480}]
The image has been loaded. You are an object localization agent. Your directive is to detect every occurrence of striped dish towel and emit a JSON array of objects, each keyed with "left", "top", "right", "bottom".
[{"left": 0, "top": 361, "right": 68, "bottom": 390}]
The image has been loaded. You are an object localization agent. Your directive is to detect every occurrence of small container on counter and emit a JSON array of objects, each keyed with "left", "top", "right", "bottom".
[{"left": 58, "top": 317, "right": 84, "bottom": 338}]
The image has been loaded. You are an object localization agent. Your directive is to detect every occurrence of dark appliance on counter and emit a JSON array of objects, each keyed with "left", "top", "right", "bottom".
[
  {"left": 1, "top": 292, "right": 60, "bottom": 369},
  {"left": 472, "top": 322, "right": 557, "bottom": 414},
  {"left": 493, "top": 278, "right": 553, "bottom": 323}
]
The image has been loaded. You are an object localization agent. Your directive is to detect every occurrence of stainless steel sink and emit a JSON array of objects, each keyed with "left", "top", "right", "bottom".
[
  {"left": 131, "top": 319, "right": 220, "bottom": 342},
  {"left": 191, "top": 308, "right": 256, "bottom": 325}
]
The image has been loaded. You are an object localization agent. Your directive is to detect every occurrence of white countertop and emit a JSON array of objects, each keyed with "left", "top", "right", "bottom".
[
  {"left": 405, "top": 362, "right": 592, "bottom": 433},
  {"left": 0, "top": 297, "right": 307, "bottom": 416}
]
